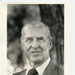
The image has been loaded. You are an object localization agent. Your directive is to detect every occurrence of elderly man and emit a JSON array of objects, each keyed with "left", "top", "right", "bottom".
[{"left": 13, "top": 21, "right": 64, "bottom": 75}]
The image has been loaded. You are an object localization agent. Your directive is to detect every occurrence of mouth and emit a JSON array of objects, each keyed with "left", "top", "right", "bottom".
[{"left": 31, "top": 51, "right": 41, "bottom": 55}]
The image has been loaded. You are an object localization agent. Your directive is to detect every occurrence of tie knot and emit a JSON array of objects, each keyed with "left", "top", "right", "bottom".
[{"left": 27, "top": 68, "right": 38, "bottom": 75}]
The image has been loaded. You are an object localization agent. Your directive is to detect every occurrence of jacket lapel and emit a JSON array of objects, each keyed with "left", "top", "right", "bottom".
[
  {"left": 43, "top": 60, "right": 58, "bottom": 75},
  {"left": 20, "top": 69, "right": 27, "bottom": 75},
  {"left": 13, "top": 69, "right": 27, "bottom": 75}
]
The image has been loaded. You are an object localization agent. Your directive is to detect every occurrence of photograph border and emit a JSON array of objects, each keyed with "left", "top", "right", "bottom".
[{"left": 0, "top": 2, "right": 72, "bottom": 75}]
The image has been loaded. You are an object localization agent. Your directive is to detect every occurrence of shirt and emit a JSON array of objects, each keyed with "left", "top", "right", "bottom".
[{"left": 25, "top": 57, "right": 50, "bottom": 75}]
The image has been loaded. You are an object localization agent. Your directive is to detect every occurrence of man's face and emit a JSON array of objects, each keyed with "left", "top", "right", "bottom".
[{"left": 21, "top": 26, "right": 51, "bottom": 64}]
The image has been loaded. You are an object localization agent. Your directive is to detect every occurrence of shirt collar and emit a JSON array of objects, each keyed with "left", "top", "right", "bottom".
[{"left": 26, "top": 57, "right": 50, "bottom": 75}]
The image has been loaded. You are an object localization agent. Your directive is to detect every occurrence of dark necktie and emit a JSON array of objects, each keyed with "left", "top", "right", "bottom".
[{"left": 27, "top": 68, "right": 38, "bottom": 75}]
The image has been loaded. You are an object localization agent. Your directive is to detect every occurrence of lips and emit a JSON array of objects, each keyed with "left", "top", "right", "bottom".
[{"left": 31, "top": 51, "right": 41, "bottom": 53}]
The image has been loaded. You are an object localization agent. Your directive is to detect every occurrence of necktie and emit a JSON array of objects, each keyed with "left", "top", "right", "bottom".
[{"left": 27, "top": 68, "right": 38, "bottom": 75}]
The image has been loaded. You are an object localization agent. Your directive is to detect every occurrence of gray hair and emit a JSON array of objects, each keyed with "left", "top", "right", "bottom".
[{"left": 21, "top": 21, "right": 52, "bottom": 43}]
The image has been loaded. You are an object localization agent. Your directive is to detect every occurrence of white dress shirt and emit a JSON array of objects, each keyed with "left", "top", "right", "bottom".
[{"left": 26, "top": 57, "right": 50, "bottom": 75}]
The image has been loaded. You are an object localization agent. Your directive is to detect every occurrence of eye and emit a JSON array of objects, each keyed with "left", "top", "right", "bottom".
[
  {"left": 25, "top": 38, "right": 33, "bottom": 43},
  {"left": 37, "top": 37, "right": 45, "bottom": 42}
]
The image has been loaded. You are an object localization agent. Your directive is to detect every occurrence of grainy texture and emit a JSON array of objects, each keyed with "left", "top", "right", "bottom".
[{"left": 7, "top": 4, "right": 64, "bottom": 71}]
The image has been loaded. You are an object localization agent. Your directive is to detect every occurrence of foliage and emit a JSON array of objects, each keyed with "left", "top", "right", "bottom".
[{"left": 7, "top": 4, "right": 64, "bottom": 70}]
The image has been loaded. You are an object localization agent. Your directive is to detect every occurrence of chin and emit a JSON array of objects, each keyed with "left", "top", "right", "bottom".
[{"left": 31, "top": 57, "right": 43, "bottom": 64}]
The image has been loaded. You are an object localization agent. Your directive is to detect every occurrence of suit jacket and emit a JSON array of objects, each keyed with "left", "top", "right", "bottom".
[{"left": 13, "top": 60, "right": 64, "bottom": 75}]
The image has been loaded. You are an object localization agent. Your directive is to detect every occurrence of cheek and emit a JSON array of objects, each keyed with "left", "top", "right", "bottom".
[
  {"left": 41, "top": 43, "right": 50, "bottom": 53},
  {"left": 22, "top": 44, "right": 30, "bottom": 57},
  {"left": 40, "top": 42, "right": 49, "bottom": 49},
  {"left": 22, "top": 43, "right": 28, "bottom": 52},
  {"left": 22, "top": 43, "right": 32, "bottom": 56},
  {"left": 22, "top": 43, "right": 30, "bottom": 49}
]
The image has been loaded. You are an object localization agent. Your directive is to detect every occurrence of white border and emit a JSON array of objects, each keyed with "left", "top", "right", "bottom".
[
  {"left": 0, "top": 2, "right": 72, "bottom": 75},
  {"left": 72, "top": 1, "right": 75, "bottom": 75},
  {"left": 0, "top": 0, "right": 71, "bottom": 2}
]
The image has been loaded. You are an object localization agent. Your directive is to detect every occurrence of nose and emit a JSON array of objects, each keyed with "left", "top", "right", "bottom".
[{"left": 32, "top": 39, "right": 38, "bottom": 48}]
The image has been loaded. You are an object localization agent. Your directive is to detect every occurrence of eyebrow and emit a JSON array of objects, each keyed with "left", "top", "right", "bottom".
[
  {"left": 37, "top": 37, "right": 44, "bottom": 39},
  {"left": 25, "top": 37, "right": 45, "bottom": 40},
  {"left": 25, "top": 37, "right": 33, "bottom": 40}
]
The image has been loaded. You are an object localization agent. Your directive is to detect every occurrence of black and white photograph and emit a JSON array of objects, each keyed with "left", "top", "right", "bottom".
[{"left": 7, "top": 4, "right": 64, "bottom": 75}]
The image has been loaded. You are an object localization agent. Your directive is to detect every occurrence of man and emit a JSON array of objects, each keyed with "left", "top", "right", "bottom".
[{"left": 13, "top": 21, "right": 64, "bottom": 75}]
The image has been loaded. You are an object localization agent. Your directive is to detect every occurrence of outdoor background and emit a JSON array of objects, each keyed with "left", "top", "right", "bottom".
[{"left": 7, "top": 4, "right": 64, "bottom": 73}]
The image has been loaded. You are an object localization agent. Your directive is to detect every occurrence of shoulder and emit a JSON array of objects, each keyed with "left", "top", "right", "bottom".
[
  {"left": 13, "top": 69, "right": 27, "bottom": 75},
  {"left": 56, "top": 65, "right": 64, "bottom": 75},
  {"left": 52, "top": 61, "right": 64, "bottom": 75},
  {"left": 45, "top": 60, "right": 64, "bottom": 75}
]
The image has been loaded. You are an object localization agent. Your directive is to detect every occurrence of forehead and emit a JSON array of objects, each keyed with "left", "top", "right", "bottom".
[{"left": 22, "top": 25, "right": 47, "bottom": 38}]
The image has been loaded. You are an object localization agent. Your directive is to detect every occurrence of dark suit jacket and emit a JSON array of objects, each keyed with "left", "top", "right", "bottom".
[{"left": 13, "top": 60, "right": 64, "bottom": 75}]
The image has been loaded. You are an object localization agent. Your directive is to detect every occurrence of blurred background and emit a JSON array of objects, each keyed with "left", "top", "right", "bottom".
[{"left": 7, "top": 4, "right": 64, "bottom": 74}]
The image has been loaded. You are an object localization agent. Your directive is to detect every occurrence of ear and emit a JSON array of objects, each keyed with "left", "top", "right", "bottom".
[{"left": 49, "top": 41, "right": 52, "bottom": 50}]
